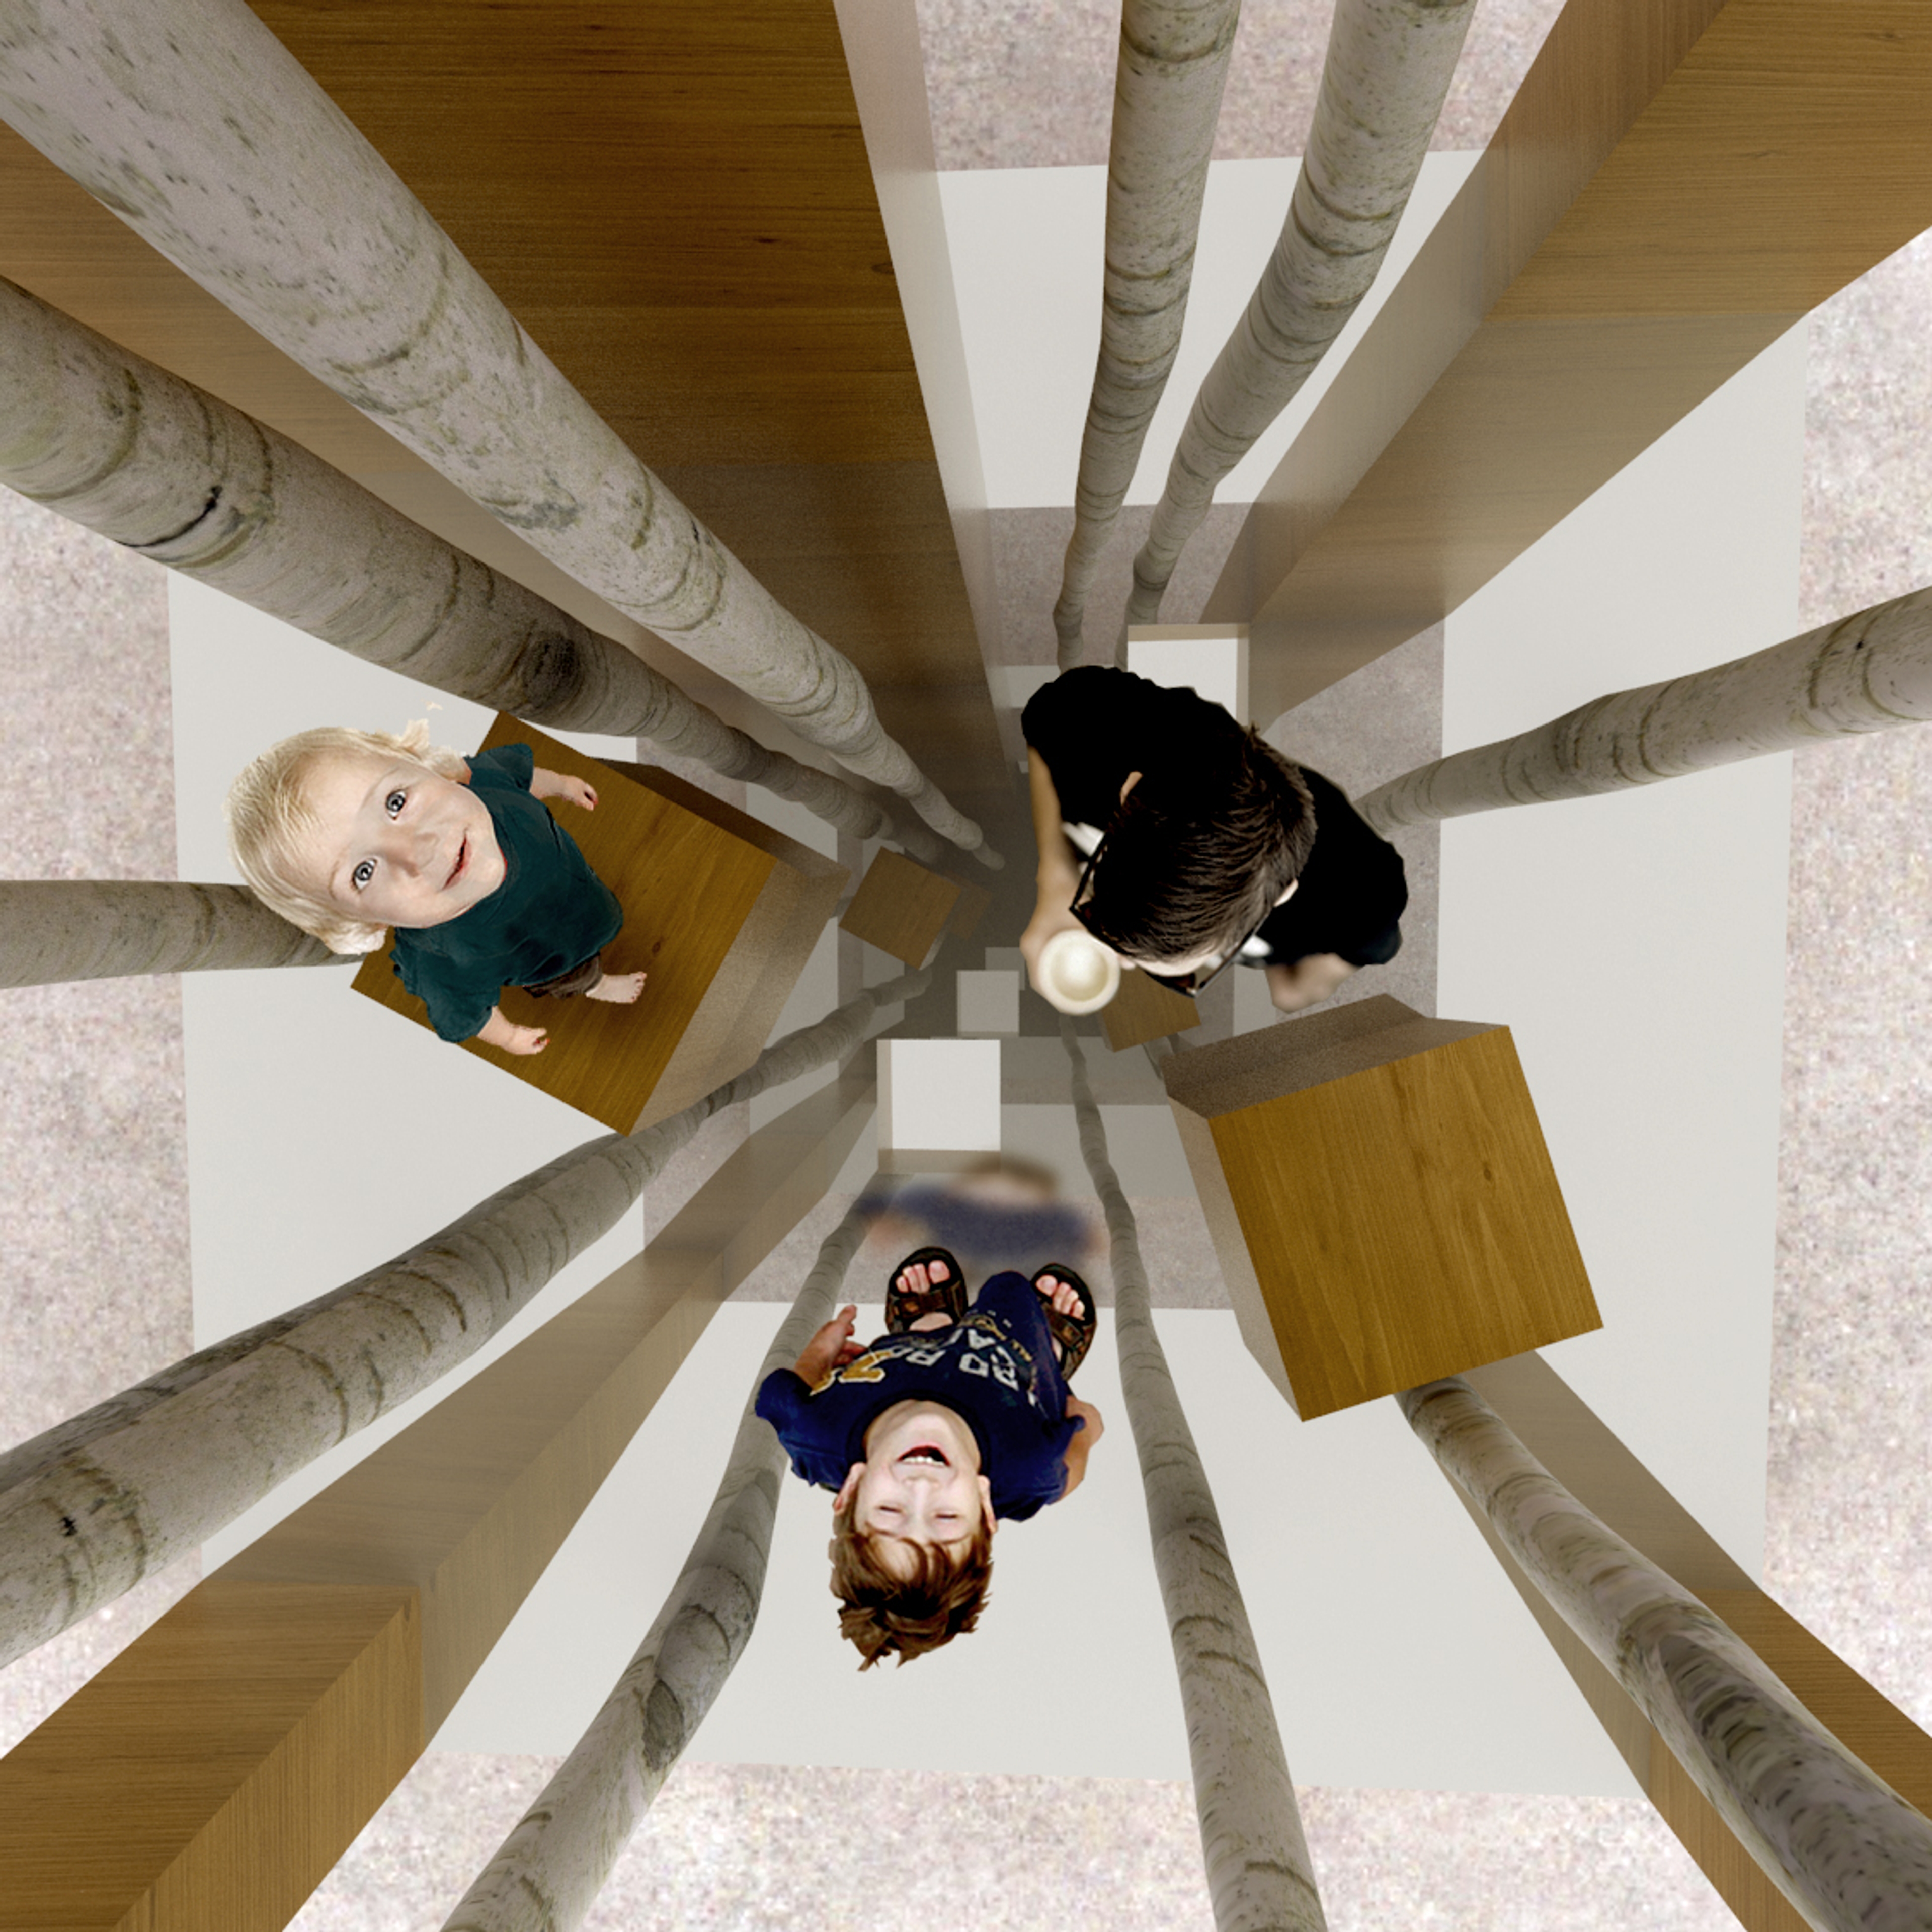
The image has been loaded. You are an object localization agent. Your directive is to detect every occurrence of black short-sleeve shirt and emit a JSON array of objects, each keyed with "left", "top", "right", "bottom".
[{"left": 1021, "top": 667, "right": 1407, "bottom": 969}]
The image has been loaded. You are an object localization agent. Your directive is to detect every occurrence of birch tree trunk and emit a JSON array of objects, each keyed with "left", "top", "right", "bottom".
[
  {"left": 1054, "top": 0, "right": 1245, "bottom": 669},
  {"left": 1125, "top": 0, "right": 1477, "bottom": 637},
  {"left": 1355, "top": 587, "right": 1932, "bottom": 835},
  {"left": 440, "top": 1184, "right": 881, "bottom": 1932},
  {"left": 0, "top": 880, "right": 338, "bottom": 986},
  {"left": 0, "top": 971, "right": 923, "bottom": 1669},
  {"left": 1403, "top": 1377, "right": 1932, "bottom": 1932},
  {"left": 0, "top": 275, "right": 949, "bottom": 867},
  {"left": 1062, "top": 1021, "right": 1327, "bottom": 1932},
  {"left": 0, "top": 1, "right": 996, "bottom": 866}
]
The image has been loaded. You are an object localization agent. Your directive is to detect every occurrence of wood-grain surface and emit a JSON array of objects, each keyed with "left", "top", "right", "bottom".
[
  {"left": 840, "top": 848, "right": 963, "bottom": 967},
  {"left": 1167, "top": 1003, "right": 1599, "bottom": 1416},
  {"left": 1206, "top": 0, "right": 1932, "bottom": 723},
  {"left": 0, "top": 1580, "right": 420, "bottom": 1932},
  {"left": 350, "top": 719, "right": 810, "bottom": 1131},
  {"left": 1099, "top": 966, "right": 1201, "bottom": 1053}
]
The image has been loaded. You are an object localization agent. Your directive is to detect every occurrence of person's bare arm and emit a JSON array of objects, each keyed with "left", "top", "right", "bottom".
[
  {"left": 791, "top": 1304, "right": 866, "bottom": 1383},
  {"left": 1265, "top": 954, "right": 1357, "bottom": 1015},
  {"left": 1058, "top": 1395, "right": 1105, "bottom": 1499},
  {"left": 1020, "top": 749, "right": 1088, "bottom": 993},
  {"left": 476, "top": 1005, "right": 549, "bottom": 1054},
  {"left": 530, "top": 766, "right": 597, "bottom": 810}
]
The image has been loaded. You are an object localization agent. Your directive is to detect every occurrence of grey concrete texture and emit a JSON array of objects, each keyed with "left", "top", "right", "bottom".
[
  {"left": 916, "top": 0, "right": 1565, "bottom": 171},
  {"left": 287, "top": 1755, "right": 1734, "bottom": 1932},
  {"left": 0, "top": 492, "right": 201, "bottom": 1755}
]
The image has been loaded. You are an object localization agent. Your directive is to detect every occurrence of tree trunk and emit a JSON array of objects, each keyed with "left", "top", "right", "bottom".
[
  {"left": 0, "top": 2, "right": 996, "bottom": 866},
  {"left": 1053, "top": 0, "right": 1244, "bottom": 669},
  {"left": 1354, "top": 587, "right": 1932, "bottom": 835},
  {"left": 0, "top": 880, "right": 339, "bottom": 986},
  {"left": 0, "top": 971, "right": 923, "bottom": 1670},
  {"left": 1062, "top": 1021, "right": 1328, "bottom": 1932},
  {"left": 439, "top": 1184, "right": 881, "bottom": 1932},
  {"left": 1402, "top": 1377, "right": 1932, "bottom": 1932},
  {"left": 0, "top": 274, "right": 950, "bottom": 868},
  {"left": 1125, "top": 0, "right": 1477, "bottom": 638}
]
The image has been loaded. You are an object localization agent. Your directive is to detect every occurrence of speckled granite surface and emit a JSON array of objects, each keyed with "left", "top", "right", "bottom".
[
  {"left": 916, "top": 0, "right": 1564, "bottom": 171},
  {"left": 0, "top": 492, "right": 200, "bottom": 1757}
]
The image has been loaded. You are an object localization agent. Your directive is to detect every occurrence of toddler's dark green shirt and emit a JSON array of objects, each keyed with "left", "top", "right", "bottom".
[{"left": 390, "top": 743, "right": 623, "bottom": 1041}]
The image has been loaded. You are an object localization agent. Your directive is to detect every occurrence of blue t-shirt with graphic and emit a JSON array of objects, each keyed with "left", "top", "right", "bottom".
[{"left": 755, "top": 1275, "right": 1081, "bottom": 1521}]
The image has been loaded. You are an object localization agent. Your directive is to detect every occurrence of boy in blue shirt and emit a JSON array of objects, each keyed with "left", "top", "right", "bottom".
[
  {"left": 756, "top": 1248, "right": 1105, "bottom": 1668},
  {"left": 226, "top": 723, "right": 644, "bottom": 1052}
]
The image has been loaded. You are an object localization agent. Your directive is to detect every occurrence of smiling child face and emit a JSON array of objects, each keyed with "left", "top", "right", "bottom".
[
  {"left": 294, "top": 748, "right": 506, "bottom": 931},
  {"left": 834, "top": 1399, "right": 995, "bottom": 1579}
]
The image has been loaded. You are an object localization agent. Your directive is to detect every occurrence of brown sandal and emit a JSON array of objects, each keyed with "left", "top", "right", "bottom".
[
  {"left": 1032, "top": 1264, "right": 1097, "bottom": 1378},
  {"left": 886, "top": 1246, "right": 968, "bottom": 1333}
]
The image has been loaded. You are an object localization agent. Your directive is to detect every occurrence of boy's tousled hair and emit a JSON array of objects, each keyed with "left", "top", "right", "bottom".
[
  {"left": 224, "top": 722, "right": 467, "bottom": 955},
  {"left": 829, "top": 1499, "right": 995, "bottom": 1669},
  {"left": 1077, "top": 726, "right": 1317, "bottom": 967}
]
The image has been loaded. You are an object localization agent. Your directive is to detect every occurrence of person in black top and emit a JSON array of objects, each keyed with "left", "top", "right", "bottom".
[{"left": 1020, "top": 666, "right": 1407, "bottom": 1014}]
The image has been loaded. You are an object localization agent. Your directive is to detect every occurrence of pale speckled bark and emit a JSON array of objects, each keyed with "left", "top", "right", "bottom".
[
  {"left": 0, "top": 972, "right": 923, "bottom": 1670},
  {"left": 0, "top": 880, "right": 339, "bottom": 986},
  {"left": 1054, "top": 0, "right": 1244, "bottom": 669},
  {"left": 0, "top": 3, "right": 995, "bottom": 866},
  {"left": 1356, "top": 588, "right": 1932, "bottom": 835},
  {"left": 1125, "top": 0, "right": 1477, "bottom": 637},
  {"left": 0, "top": 270, "right": 949, "bottom": 866},
  {"left": 1062, "top": 1020, "right": 1327, "bottom": 1932},
  {"left": 1402, "top": 1378, "right": 1932, "bottom": 1932},
  {"left": 440, "top": 1184, "right": 882, "bottom": 1932}
]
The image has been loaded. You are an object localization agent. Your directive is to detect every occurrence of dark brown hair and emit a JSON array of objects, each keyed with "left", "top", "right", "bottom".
[
  {"left": 828, "top": 1499, "right": 995, "bottom": 1669},
  {"left": 1077, "top": 729, "right": 1317, "bottom": 965}
]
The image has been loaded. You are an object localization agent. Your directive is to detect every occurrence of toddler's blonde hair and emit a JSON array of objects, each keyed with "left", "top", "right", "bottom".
[{"left": 225, "top": 722, "right": 467, "bottom": 954}]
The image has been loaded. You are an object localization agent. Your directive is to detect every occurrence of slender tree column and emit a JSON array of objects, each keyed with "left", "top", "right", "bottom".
[
  {"left": 1355, "top": 586, "right": 1932, "bottom": 834},
  {"left": 0, "top": 971, "right": 924, "bottom": 1669},
  {"left": 0, "top": 880, "right": 339, "bottom": 986},
  {"left": 1124, "top": 0, "right": 1477, "bottom": 637},
  {"left": 0, "top": 274, "right": 949, "bottom": 868},
  {"left": 1402, "top": 1377, "right": 1932, "bottom": 1932},
  {"left": 1054, "top": 0, "right": 1244, "bottom": 669},
  {"left": 441, "top": 1183, "right": 882, "bottom": 1932},
  {"left": 1062, "top": 1021, "right": 1327, "bottom": 1932},
  {"left": 0, "top": 2, "right": 995, "bottom": 865}
]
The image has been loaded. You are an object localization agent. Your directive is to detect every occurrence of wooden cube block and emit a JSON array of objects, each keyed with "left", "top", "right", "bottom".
[
  {"left": 1099, "top": 964, "right": 1200, "bottom": 1052},
  {"left": 1163, "top": 995, "right": 1599, "bottom": 1419},
  {"left": 839, "top": 849, "right": 961, "bottom": 967},
  {"left": 352, "top": 719, "right": 846, "bottom": 1133}
]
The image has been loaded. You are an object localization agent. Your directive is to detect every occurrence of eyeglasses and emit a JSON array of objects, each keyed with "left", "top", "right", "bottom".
[{"left": 1070, "top": 834, "right": 1265, "bottom": 998}]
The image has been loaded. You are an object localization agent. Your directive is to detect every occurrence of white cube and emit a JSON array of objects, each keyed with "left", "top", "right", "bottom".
[
  {"left": 956, "top": 969, "right": 1020, "bottom": 1035},
  {"left": 1127, "top": 625, "right": 1249, "bottom": 721},
  {"left": 879, "top": 1039, "right": 1002, "bottom": 1152}
]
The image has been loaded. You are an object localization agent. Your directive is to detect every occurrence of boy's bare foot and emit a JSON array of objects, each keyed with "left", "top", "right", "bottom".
[
  {"left": 587, "top": 970, "right": 647, "bottom": 1004},
  {"left": 899, "top": 1260, "right": 951, "bottom": 1333},
  {"left": 1031, "top": 1264, "right": 1096, "bottom": 1377}
]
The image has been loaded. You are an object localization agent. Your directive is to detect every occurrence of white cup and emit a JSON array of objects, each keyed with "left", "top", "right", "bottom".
[{"left": 1036, "top": 926, "right": 1122, "bottom": 1015}]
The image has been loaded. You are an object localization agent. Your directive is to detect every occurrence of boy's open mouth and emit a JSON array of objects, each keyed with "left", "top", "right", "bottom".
[
  {"left": 898, "top": 1445, "right": 949, "bottom": 1468},
  {"left": 446, "top": 836, "right": 468, "bottom": 889}
]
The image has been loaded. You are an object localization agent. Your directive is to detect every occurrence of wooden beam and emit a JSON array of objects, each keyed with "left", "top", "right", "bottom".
[
  {"left": 0, "top": 1071, "right": 875, "bottom": 1932},
  {"left": 1451, "top": 1352, "right": 1932, "bottom": 1932},
  {"left": 1205, "top": 0, "right": 1932, "bottom": 723}
]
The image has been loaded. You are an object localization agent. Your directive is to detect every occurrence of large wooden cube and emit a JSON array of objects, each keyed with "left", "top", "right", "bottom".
[
  {"left": 1163, "top": 995, "right": 1599, "bottom": 1418},
  {"left": 839, "top": 849, "right": 961, "bottom": 967},
  {"left": 352, "top": 718, "right": 845, "bottom": 1132}
]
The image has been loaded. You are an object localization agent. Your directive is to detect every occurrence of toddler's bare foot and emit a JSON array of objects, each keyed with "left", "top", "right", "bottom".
[{"left": 587, "top": 971, "right": 647, "bottom": 1004}]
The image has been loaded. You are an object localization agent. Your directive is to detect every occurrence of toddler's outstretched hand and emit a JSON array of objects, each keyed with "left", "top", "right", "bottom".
[{"left": 531, "top": 765, "right": 598, "bottom": 812}]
